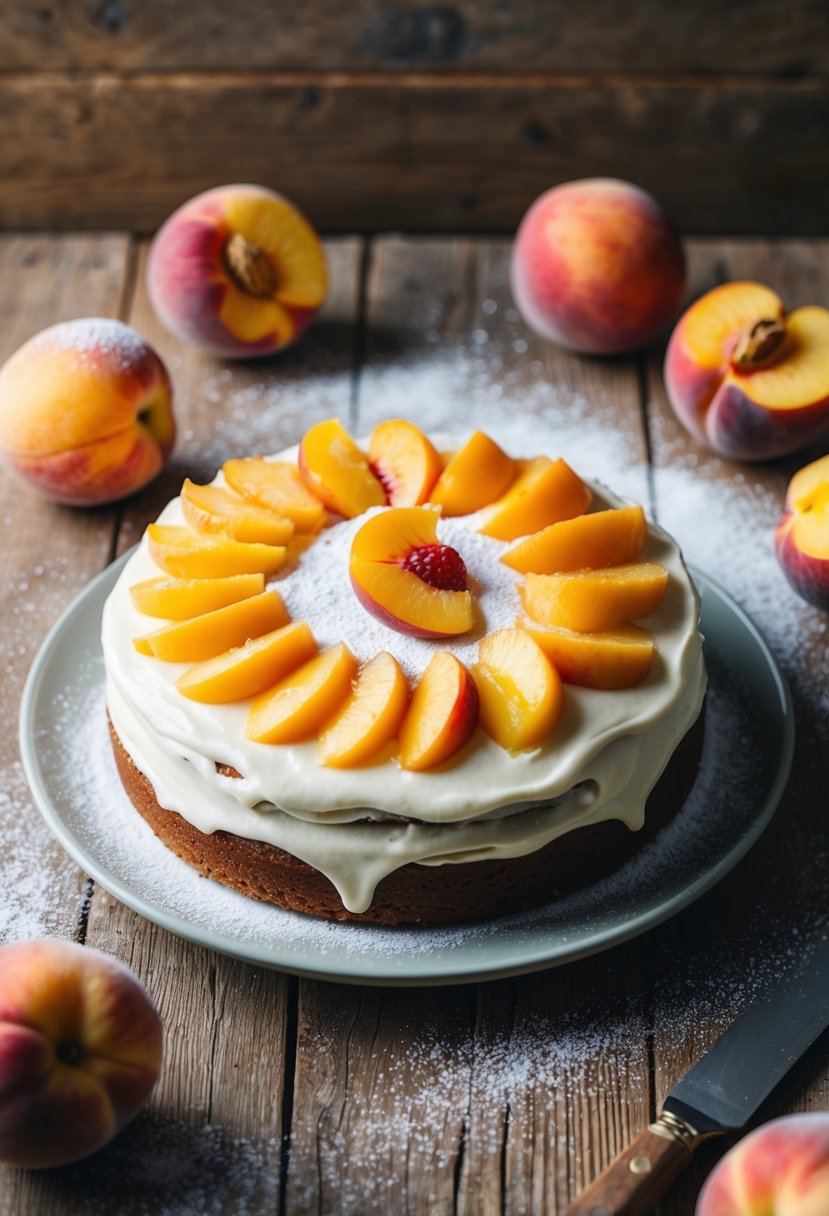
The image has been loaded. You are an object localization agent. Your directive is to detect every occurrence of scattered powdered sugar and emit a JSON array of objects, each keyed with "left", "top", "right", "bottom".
[{"left": 29, "top": 316, "right": 151, "bottom": 371}]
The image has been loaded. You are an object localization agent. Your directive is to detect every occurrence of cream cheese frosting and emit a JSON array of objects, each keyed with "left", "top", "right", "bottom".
[{"left": 103, "top": 445, "right": 706, "bottom": 913}]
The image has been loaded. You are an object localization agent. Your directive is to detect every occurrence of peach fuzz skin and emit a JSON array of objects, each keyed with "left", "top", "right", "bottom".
[
  {"left": 510, "top": 178, "right": 686, "bottom": 355},
  {"left": 696, "top": 1114, "right": 829, "bottom": 1216},
  {"left": 0, "top": 319, "right": 174, "bottom": 507},
  {"left": 0, "top": 939, "right": 162, "bottom": 1169},
  {"left": 147, "top": 184, "right": 327, "bottom": 359},
  {"left": 665, "top": 282, "right": 829, "bottom": 460},
  {"left": 775, "top": 453, "right": 829, "bottom": 609}
]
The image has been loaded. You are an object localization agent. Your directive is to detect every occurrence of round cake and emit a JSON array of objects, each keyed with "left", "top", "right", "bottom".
[{"left": 102, "top": 420, "right": 707, "bottom": 925}]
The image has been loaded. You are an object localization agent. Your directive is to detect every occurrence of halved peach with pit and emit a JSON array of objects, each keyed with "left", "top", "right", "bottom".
[
  {"left": 478, "top": 456, "right": 592, "bottom": 541},
  {"left": 318, "top": 652, "right": 410, "bottom": 768},
  {"left": 501, "top": 506, "right": 646, "bottom": 574},
  {"left": 399, "top": 651, "right": 479, "bottom": 772},
  {"left": 246, "top": 642, "right": 358, "bottom": 744},
  {"left": 180, "top": 479, "right": 294, "bottom": 545},
  {"left": 147, "top": 524, "right": 287, "bottom": 579},
  {"left": 775, "top": 451, "right": 829, "bottom": 609},
  {"left": 520, "top": 563, "right": 668, "bottom": 631},
  {"left": 428, "top": 431, "right": 516, "bottom": 516},
  {"left": 473, "top": 628, "right": 563, "bottom": 751},
  {"left": 298, "top": 419, "right": 386, "bottom": 518},
  {"left": 129, "top": 573, "right": 265, "bottom": 620},
  {"left": 175, "top": 620, "right": 317, "bottom": 703},
  {"left": 368, "top": 419, "right": 442, "bottom": 507},
  {"left": 350, "top": 507, "right": 474, "bottom": 637},
  {"left": 519, "top": 618, "right": 655, "bottom": 689},
  {"left": 133, "top": 589, "right": 288, "bottom": 662},
  {"left": 223, "top": 457, "right": 326, "bottom": 531}
]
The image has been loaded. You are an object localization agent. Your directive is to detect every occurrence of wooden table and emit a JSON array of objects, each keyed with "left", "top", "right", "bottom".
[{"left": 1, "top": 233, "right": 826, "bottom": 1215}]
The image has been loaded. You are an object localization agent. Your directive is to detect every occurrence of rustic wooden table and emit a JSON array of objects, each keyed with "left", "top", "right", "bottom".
[{"left": 0, "top": 233, "right": 826, "bottom": 1216}]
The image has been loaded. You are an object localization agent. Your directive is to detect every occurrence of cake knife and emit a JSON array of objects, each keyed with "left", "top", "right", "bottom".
[{"left": 565, "top": 927, "right": 829, "bottom": 1216}]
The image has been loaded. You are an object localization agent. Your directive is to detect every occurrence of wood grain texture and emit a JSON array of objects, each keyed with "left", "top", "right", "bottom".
[
  {"left": 1, "top": 74, "right": 828, "bottom": 233},
  {"left": 4, "top": 1, "right": 828, "bottom": 74}
]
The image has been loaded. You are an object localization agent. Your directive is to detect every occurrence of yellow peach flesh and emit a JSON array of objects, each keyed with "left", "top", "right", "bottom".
[
  {"left": 130, "top": 574, "right": 265, "bottom": 620},
  {"left": 399, "top": 651, "right": 478, "bottom": 771},
  {"left": 134, "top": 589, "right": 288, "bottom": 662},
  {"left": 180, "top": 479, "right": 294, "bottom": 545},
  {"left": 501, "top": 506, "right": 646, "bottom": 574},
  {"left": 246, "top": 643, "right": 358, "bottom": 744},
  {"left": 368, "top": 419, "right": 443, "bottom": 506},
  {"left": 175, "top": 620, "right": 317, "bottom": 703},
  {"left": 727, "top": 307, "right": 829, "bottom": 410},
  {"left": 519, "top": 618, "right": 655, "bottom": 689},
  {"left": 299, "top": 419, "right": 386, "bottom": 518},
  {"left": 428, "top": 431, "right": 516, "bottom": 515},
  {"left": 682, "top": 281, "right": 783, "bottom": 370},
  {"left": 478, "top": 456, "right": 592, "bottom": 541},
  {"left": 520, "top": 563, "right": 668, "bottom": 631},
  {"left": 473, "top": 628, "right": 563, "bottom": 750},
  {"left": 318, "top": 652, "right": 410, "bottom": 768},
  {"left": 223, "top": 458, "right": 325, "bottom": 530},
  {"left": 147, "top": 524, "right": 287, "bottom": 578}
]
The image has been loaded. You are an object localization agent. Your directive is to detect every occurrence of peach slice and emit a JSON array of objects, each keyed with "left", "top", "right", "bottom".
[
  {"left": 478, "top": 456, "right": 593, "bottom": 541},
  {"left": 223, "top": 457, "right": 326, "bottom": 531},
  {"left": 350, "top": 507, "right": 474, "bottom": 638},
  {"left": 520, "top": 563, "right": 668, "bottom": 631},
  {"left": 298, "top": 419, "right": 386, "bottom": 518},
  {"left": 129, "top": 573, "right": 265, "bottom": 620},
  {"left": 775, "top": 452, "right": 829, "bottom": 609},
  {"left": 399, "top": 652, "right": 479, "bottom": 772},
  {"left": 472, "top": 628, "right": 563, "bottom": 750},
  {"left": 501, "top": 506, "right": 646, "bottom": 574},
  {"left": 664, "top": 281, "right": 829, "bottom": 460},
  {"left": 318, "top": 652, "right": 410, "bottom": 768},
  {"left": 180, "top": 479, "right": 294, "bottom": 545},
  {"left": 428, "top": 431, "right": 516, "bottom": 516},
  {"left": 175, "top": 620, "right": 317, "bottom": 703},
  {"left": 133, "top": 590, "right": 288, "bottom": 662},
  {"left": 519, "top": 619, "right": 655, "bottom": 689},
  {"left": 368, "top": 419, "right": 442, "bottom": 507},
  {"left": 147, "top": 524, "right": 287, "bottom": 579},
  {"left": 246, "top": 642, "right": 358, "bottom": 744}
]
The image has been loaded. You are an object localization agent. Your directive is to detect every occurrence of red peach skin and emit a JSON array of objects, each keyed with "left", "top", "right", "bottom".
[{"left": 696, "top": 1114, "right": 829, "bottom": 1216}]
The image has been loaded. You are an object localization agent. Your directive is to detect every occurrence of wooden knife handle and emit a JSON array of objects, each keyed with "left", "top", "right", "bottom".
[{"left": 564, "top": 1116, "right": 700, "bottom": 1216}]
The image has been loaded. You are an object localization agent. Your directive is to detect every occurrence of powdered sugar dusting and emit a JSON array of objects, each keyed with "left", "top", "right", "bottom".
[{"left": 33, "top": 317, "right": 151, "bottom": 370}]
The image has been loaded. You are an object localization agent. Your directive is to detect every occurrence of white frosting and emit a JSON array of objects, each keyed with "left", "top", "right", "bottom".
[{"left": 102, "top": 445, "right": 706, "bottom": 913}]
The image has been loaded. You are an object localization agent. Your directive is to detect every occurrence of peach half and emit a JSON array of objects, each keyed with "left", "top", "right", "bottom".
[
  {"left": 147, "top": 184, "right": 327, "bottom": 358},
  {"left": 664, "top": 281, "right": 829, "bottom": 460},
  {"left": 299, "top": 418, "right": 386, "bottom": 519},
  {"left": 399, "top": 651, "right": 479, "bottom": 771},
  {"left": 0, "top": 318, "right": 174, "bottom": 506},
  {"left": 775, "top": 452, "right": 829, "bottom": 609},
  {"left": 511, "top": 178, "right": 686, "bottom": 354},
  {"left": 0, "top": 938, "right": 162, "bottom": 1169},
  {"left": 350, "top": 507, "right": 474, "bottom": 638},
  {"left": 473, "top": 628, "right": 563, "bottom": 750}
]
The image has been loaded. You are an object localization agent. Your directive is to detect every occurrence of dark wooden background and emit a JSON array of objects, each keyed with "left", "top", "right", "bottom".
[{"left": 2, "top": 0, "right": 829, "bottom": 233}]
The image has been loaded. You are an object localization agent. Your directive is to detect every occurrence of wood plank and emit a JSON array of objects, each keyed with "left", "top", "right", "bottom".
[
  {"left": 0, "top": 233, "right": 133, "bottom": 1216},
  {"left": 1, "top": 75, "right": 828, "bottom": 233},
  {"left": 285, "top": 236, "right": 653, "bottom": 1214},
  {"left": 644, "top": 238, "right": 829, "bottom": 1215},
  {"left": 3, "top": 1, "right": 827, "bottom": 74}
]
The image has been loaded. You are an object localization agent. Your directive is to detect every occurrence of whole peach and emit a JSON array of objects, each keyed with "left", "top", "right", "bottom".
[
  {"left": 696, "top": 1114, "right": 829, "bottom": 1216},
  {"left": 147, "top": 183, "right": 328, "bottom": 358},
  {"left": 0, "top": 318, "right": 174, "bottom": 506},
  {"left": 775, "top": 452, "right": 829, "bottom": 609},
  {"left": 0, "top": 938, "right": 162, "bottom": 1168},
  {"left": 510, "top": 178, "right": 686, "bottom": 354}
]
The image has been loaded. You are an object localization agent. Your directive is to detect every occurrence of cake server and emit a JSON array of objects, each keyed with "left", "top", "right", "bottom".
[{"left": 565, "top": 927, "right": 829, "bottom": 1216}]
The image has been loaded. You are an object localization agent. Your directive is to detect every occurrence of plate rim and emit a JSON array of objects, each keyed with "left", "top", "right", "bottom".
[{"left": 19, "top": 555, "right": 795, "bottom": 986}]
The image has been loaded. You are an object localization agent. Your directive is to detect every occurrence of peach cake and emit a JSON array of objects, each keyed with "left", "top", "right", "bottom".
[{"left": 102, "top": 419, "right": 706, "bottom": 924}]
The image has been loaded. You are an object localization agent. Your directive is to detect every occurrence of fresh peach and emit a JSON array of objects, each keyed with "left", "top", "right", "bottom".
[
  {"left": 180, "top": 479, "right": 294, "bottom": 545},
  {"left": 147, "top": 184, "right": 327, "bottom": 358},
  {"left": 246, "top": 642, "right": 358, "bottom": 744},
  {"left": 501, "top": 505, "right": 646, "bottom": 574},
  {"left": 176, "top": 620, "right": 317, "bottom": 703},
  {"left": 130, "top": 573, "right": 265, "bottom": 620},
  {"left": 319, "top": 652, "right": 410, "bottom": 768},
  {"left": 520, "top": 563, "right": 668, "bottom": 631},
  {"left": 511, "top": 178, "right": 686, "bottom": 354},
  {"left": 146, "top": 524, "right": 287, "bottom": 579},
  {"left": 350, "top": 507, "right": 474, "bottom": 638},
  {"left": 478, "top": 456, "right": 592, "bottom": 541},
  {"left": 298, "top": 419, "right": 386, "bottom": 518},
  {"left": 0, "top": 318, "right": 174, "bottom": 506},
  {"left": 399, "top": 651, "right": 479, "bottom": 771},
  {"left": 0, "top": 938, "right": 162, "bottom": 1169},
  {"left": 775, "top": 452, "right": 829, "bottom": 609},
  {"left": 368, "top": 419, "right": 442, "bottom": 507},
  {"left": 473, "top": 628, "right": 563, "bottom": 750},
  {"left": 696, "top": 1114, "right": 829, "bottom": 1216},
  {"left": 428, "top": 431, "right": 516, "bottom": 516},
  {"left": 519, "top": 618, "right": 655, "bottom": 688},
  {"left": 223, "top": 458, "right": 325, "bottom": 531},
  {"left": 133, "top": 589, "right": 288, "bottom": 661},
  {"left": 664, "top": 281, "right": 829, "bottom": 460}
]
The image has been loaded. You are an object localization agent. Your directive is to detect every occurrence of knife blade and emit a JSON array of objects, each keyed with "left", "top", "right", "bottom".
[{"left": 565, "top": 927, "right": 829, "bottom": 1216}]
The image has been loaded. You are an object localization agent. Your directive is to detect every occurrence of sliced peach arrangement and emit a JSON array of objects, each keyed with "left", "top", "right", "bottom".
[
  {"left": 146, "top": 524, "right": 287, "bottom": 580},
  {"left": 223, "top": 457, "right": 326, "bottom": 531},
  {"left": 180, "top": 478, "right": 294, "bottom": 545}
]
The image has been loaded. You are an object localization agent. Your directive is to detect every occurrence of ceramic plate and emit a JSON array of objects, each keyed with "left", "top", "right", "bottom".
[{"left": 20, "top": 556, "right": 794, "bottom": 986}]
